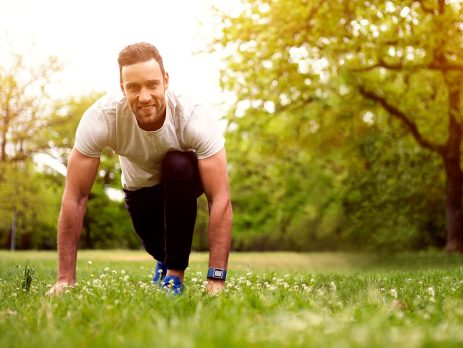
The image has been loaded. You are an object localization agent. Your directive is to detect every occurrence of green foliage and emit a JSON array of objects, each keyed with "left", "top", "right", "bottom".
[
  {"left": 82, "top": 181, "right": 139, "bottom": 250},
  {"left": 0, "top": 161, "right": 61, "bottom": 249},
  {"left": 341, "top": 130, "right": 447, "bottom": 251},
  {"left": 1, "top": 251, "right": 463, "bottom": 347},
  {"left": 0, "top": 54, "right": 62, "bottom": 162},
  {"left": 18, "top": 264, "right": 35, "bottom": 292},
  {"left": 214, "top": 0, "right": 461, "bottom": 251}
]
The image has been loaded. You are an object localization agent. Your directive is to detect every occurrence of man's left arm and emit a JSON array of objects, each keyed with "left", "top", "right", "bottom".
[{"left": 198, "top": 148, "right": 233, "bottom": 294}]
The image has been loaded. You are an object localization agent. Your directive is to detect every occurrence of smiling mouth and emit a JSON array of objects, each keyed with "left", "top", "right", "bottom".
[{"left": 139, "top": 104, "right": 155, "bottom": 111}]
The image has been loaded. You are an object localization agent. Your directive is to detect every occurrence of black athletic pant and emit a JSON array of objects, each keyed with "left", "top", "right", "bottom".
[{"left": 124, "top": 151, "right": 203, "bottom": 270}]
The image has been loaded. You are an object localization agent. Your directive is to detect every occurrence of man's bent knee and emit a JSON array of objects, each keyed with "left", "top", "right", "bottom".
[{"left": 162, "top": 151, "right": 197, "bottom": 181}]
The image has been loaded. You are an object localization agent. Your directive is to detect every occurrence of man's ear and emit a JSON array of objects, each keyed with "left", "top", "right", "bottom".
[{"left": 163, "top": 72, "right": 169, "bottom": 90}]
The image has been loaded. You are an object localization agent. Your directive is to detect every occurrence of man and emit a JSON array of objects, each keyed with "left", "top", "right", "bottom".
[{"left": 47, "top": 42, "right": 232, "bottom": 295}]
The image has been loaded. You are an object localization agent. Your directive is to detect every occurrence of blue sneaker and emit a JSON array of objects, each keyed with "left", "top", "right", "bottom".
[
  {"left": 152, "top": 261, "right": 167, "bottom": 284},
  {"left": 162, "top": 275, "right": 184, "bottom": 295}
]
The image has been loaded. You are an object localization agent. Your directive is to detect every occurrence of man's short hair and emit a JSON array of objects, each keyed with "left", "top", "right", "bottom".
[{"left": 118, "top": 42, "right": 165, "bottom": 81}]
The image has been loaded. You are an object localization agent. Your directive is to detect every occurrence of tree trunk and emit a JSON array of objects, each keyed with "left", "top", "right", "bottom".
[
  {"left": 443, "top": 107, "right": 463, "bottom": 252},
  {"left": 442, "top": 71, "right": 463, "bottom": 252},
  {"left": 443, "top": 154, "right": 463, "bottom": 252}
]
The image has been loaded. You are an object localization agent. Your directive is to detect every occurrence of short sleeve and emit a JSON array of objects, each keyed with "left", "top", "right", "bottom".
[
  {"left": 183, "top": 103, "right": 225, "bottom": 159},
  {"left": 74, "top": 106, "right": 110, "bottom": 157}
]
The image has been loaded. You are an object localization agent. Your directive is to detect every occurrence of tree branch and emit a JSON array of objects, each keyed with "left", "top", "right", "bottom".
[
  {"left": 414, "top": 0, "right": 436, "bottom": 14},
  {"left": 358, "top": 86, "right": 445, "bottom": 154},
  {"left": 350, "top": 60, "right": 463, "bottom": 72},
  {"left": 349, "top": 58, "right": 405, "bottom": 72}
]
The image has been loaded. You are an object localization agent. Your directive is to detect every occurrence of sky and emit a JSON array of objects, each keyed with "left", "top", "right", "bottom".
[{"left": 0, "top": 0, "right": 241, "bottom": 104}]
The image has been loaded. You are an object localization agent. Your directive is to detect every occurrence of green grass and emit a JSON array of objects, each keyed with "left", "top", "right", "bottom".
[{"left": 1, "top": 250, "right": 463, "bottom": 347}]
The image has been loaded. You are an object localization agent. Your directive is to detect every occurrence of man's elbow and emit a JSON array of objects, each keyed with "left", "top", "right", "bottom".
[{"left": 209, "top": 194, "right": 233, "bottom": 217}]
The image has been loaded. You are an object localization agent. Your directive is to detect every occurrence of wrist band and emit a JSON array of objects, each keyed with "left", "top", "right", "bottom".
[{"left": 207, "top": 268, "right": 227, "bottom": 281}]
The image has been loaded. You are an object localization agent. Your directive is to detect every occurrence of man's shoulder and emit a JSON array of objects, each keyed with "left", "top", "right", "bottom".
[
  {"left": 85, "top": 92, "right": 130, "bottom": 124},
  {"left": 90, "top": 92, "right": 126, "bottom": 113},
  {"left": 166, "top": 89, "right": 200, "bottom": 119}
]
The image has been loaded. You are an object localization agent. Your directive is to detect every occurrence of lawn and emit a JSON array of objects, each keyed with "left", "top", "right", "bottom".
[{"left": 1, "top": 250, "right": 463, "bottom": 347}]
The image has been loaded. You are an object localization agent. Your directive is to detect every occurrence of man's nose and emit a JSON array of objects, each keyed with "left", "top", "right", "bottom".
[{"left": 139, "top": 88, "right": 151, "bottom": 103}]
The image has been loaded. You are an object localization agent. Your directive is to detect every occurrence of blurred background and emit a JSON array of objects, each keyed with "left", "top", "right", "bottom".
[{"left": 1, "top": 0, "right": 462, "bottom": 253}]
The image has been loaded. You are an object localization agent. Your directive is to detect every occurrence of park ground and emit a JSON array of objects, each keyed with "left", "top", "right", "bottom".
[{"left": 1, "top": 250, "right": 463, "bottom": 347}]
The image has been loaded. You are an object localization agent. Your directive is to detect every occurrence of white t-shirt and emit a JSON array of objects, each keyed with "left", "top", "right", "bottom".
[{"left": 75, "top": 90, "right": 225, "bottom": 190}]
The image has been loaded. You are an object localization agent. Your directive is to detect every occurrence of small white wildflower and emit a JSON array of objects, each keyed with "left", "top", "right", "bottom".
[
  {"left": 87, "top": 261, "right": 93, "bottom": 265},
  {"left": 120, "top": 270, "right": 126, "bottom": 275},
  {"left": 310, "top": 278, "right": 316, "bottom": 283},
  {"left": 104, "top": 267, "right": 110, "bottom": 272},
  {"left": 427, "top": 287, "right": 435, "bottom": 298},
  {"left": 191, "top": 277, "right": 198, "bottom": 283},
  {"left": 330, "top": 282, "right": 337, "bottom": 291},
  {"left": 390, "top": 288, "right": 398, "bottom": 298}
]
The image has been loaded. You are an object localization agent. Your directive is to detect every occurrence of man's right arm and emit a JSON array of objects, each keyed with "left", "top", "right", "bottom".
[{"left": 47, "top": 147, "right": 99, "bottom": 295}]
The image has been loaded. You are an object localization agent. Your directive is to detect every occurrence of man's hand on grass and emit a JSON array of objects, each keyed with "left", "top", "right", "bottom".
[
  {"left": 206, "top": 279, "right": 225, "bottom": 295},
  {"left": 46, "top": 281, "right": 74, "bottom": 296}
]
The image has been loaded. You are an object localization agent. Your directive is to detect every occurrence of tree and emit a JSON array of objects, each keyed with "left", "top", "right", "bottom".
[
  {"left": 215, "top": 0, "right": 463, "bottom": 251},
  {"left": 0, "top": 53, "right": 63, "bottom": 248},
  {"left": 0, "top": 54, "right": 61, "bottom": 163}
]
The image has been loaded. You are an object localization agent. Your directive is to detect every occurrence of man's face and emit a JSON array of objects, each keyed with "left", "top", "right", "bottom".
[{"left": 120, "top": 59, "right": 169, "bottom": 131}]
